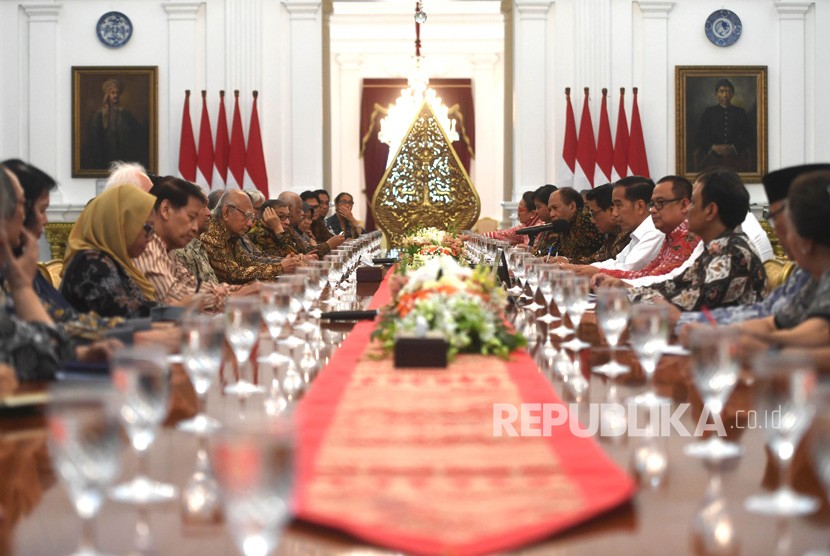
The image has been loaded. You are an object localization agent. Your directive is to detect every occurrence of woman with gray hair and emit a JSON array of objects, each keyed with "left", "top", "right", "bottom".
[{"left": 0, "top": 165, "right": 72, "bottom": 383}]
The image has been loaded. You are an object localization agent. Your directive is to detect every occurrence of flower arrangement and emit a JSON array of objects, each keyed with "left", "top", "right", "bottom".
[
  {"left": 398, "top": 227, "right": 464, "bottom": 270},
  {"left": 373, "top": 255, "right": 526, "bottom": 360}
]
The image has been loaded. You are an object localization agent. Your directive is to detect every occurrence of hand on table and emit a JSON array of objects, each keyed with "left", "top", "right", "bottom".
[
  {"left": 326, "top": 234, "right": 346, "bottom": 249},
  {"left": 591, "top": 273, "right": 626, "bottom": 290},
  {"left": 75, "top": 338, "right": 124, "bottom": 363},
  {"left": 281, "top": 254, "right": 302, "bottom": 273}
]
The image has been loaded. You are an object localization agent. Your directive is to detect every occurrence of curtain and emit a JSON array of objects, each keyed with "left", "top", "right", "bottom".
[{"left": 359, "top": 78, "right": 475, "bottom": 231}]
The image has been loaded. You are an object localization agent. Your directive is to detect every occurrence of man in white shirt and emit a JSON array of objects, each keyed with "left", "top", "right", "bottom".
[{"left": 563, "top": 176, "right": 664, "bottom": 277}]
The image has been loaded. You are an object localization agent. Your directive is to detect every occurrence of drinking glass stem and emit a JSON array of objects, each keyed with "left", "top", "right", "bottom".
[
  {"left": 79, "top": 515, "right": 96, "bottom": 553},
  {"left": 778, "top": 447, "right": 794, "bottom": 493},
  {"left": 643, "top": 361, "right": 656, "bottom": 395}
]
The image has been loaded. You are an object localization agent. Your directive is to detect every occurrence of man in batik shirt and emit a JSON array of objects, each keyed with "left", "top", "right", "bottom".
[
  {"left": 174, "top": 202, "right": 220, "bottom": 284},
  {"left": 674, "top": 163, "right": 830, "bottom": 333},
  {"left": 592, "top": 176, "right": 700, "bottom": 288},
  {"left": 571, "top": 183, "right": 630, "bottom": 264},
  {"left": 632, "top": 169, "right": 766, "bottom": 311},
  {"left": 537, "top": 187, "right": 603, "bottom": 260},
  {"left": 201, "top": 190, "right": 301, "bottom": 284}
]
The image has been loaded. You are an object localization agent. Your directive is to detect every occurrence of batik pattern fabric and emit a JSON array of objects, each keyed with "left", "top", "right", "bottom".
[
  {"left": 200, "top": 218, "right": 286, "bottom": 284},
  {"left": 773, "top": 270, "right": 830, "bottom": 329},
  {"left": 634, "top": 231, "right": 766, "bottom": 311},
  {"left": 325, "top": 214, "right": 361, "bottom": 238},
  {"left": 174, "top": 239, "right": 220, "bottom": 284},
  {"left": 31, "top": 273, "right": 123, "bottom": 341},
  {"left": 547, "top": 211, "right": 604, "bottom": 262},
  {"left": 311, "top": 218, "right": 334, "bottom": 243},
  {"left": 248, "top": 221, "right": 299, "bottom": 257},
  {"left": 571, "top": 227, "right": 631, "bottom": 265},
  {"left": 0, "top": 302, "right": 71, "bottom": 382},
  {"left": 60, "top": 250, "right": 157, "bottom": 319},
  {"left": 483, "top": 215, "right": 541, "bottom": 247},
  {"left": 602, "top": 221, "right": 700, "bottom": 280},
  {"left": 676, "top": 267, "right": 810, "bottom": 331}
]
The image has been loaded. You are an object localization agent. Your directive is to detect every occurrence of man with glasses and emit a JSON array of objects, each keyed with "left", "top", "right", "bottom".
[
  {"left": 201, "top": 189, "right": 301, "bottom": 283},
  {"left": 578, "top": 183, "right": 631, "bottom": 263},
  {"left": 591, "top": 176, "right": 700, "bottom": 288},
  {"left": 537, "top": 186, "right": 603, "bottom": 260},
  {"left": 325, "top": 192, "right": 363, "bottom": 238}
]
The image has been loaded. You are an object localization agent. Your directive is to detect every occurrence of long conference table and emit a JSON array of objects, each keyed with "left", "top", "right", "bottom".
[{"left": 2, "top": 272, "right": 829, "bottom": 556}]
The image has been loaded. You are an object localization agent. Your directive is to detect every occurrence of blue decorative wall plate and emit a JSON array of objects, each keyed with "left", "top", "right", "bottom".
[
  {"left": 96, "top": 11, "right": 133, "bottom": 48},
  {"left": 705, "top": 10, "right": 742, "bottom": 47}
]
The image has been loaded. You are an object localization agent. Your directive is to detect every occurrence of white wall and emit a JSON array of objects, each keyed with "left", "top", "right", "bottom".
[
  {"left": 2, "top": 0, "right": 827, "bottom": 230},
  {"left": 327, "top": 1, "right": 506, "bottom": 225}
]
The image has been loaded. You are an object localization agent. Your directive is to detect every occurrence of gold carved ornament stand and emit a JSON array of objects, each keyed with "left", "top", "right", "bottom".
[{"left": 371, "top": 100, "right": 480, "bottom": 247}]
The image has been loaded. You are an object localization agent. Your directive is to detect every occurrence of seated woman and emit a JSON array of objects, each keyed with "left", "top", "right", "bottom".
[
  {"left": 60, "top": 185, "right": 159, "bottom": 319},
  {"left": 482, "top": 191, "right": 540, "bottom": 246},
  {"left": 3, "top": 159, "right": 125, "bottom": 339},
  {"left": 737, "top": 169, "right": 830, "bottom": 349},
  {"left": 0, "top": 165, "right": 72, "bottom": 382},
  {"left": 296, "top": 202, "right": 318, "bottom": 247}
]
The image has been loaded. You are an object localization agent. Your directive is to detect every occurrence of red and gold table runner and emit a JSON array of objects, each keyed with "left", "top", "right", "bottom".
[{"left": 295, "top": 274, "right": 636, "bottom": 555}]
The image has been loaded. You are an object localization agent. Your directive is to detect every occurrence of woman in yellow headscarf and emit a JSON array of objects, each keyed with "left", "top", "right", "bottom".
[{"left": 60, "top": 185, "right": 159, "bottom": 318}]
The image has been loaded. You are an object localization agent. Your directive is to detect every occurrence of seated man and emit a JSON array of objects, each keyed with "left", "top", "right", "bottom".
[
  {"left": 631, "top": 168, "right": 766, "bottom": 311},
  {"left": 303, "top": 190, "right": 334, "bottom": 244},
  {"left": 201, "top": 189, "right": 301, "bottom": 284},
  {"left": 175, "top": 197, "right": 221, "bottom": 284},
  {"left": 538, "top": 186, "right": 603, "bottom": 260},
  {"left": 733, "top": 168, "right": 830, "bottom": 350},
  {"left": 530, "top": 184, "right": 557, "bottom": 253},
  {"left": 325, "top": 192, "right": 363, "bottom": 238},
  {"left": 577, "top": 183, "right": 630, "bottom": 264},
  {"left": 103, "top": 160, "right": 153, "bottom": 192},
  {"left": 591, "top": 175, "right": 700, "bottom": 287},
  {"left": 562, "top": 177, "right": 663, "bottom": 274},
  {"left": 676, "top": 164, "right": 828, "bottom": 331},
  {"left": 134, "top": 177, "right": 257, "bottom": 311},
  {"left": 279, "top": 191, "right": 344, "bottom": 256}
]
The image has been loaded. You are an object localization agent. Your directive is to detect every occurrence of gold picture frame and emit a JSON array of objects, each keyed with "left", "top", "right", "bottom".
[
  {"left": 72, "top": 66, "right": 158, "bottom": 177},
  {"left": 675, "top": 65, "right": 767, "bottom": 183}
]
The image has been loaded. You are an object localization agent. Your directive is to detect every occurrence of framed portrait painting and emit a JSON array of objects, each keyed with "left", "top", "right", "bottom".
[
  {"left": 72, "top": 66, "right": 158, "bottom": 177},
  {"left": 675, "top": 66, "right": 767, "bottom": 183}
]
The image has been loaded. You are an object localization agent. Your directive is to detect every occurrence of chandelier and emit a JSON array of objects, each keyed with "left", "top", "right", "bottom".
[{"left": 378, "top": 1, "right": 459, "bottom": 162}]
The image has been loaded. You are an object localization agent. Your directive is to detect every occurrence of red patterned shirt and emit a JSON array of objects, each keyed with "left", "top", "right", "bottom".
[{"left": 601, "top": 220, "right": 700, "bottom": 279}]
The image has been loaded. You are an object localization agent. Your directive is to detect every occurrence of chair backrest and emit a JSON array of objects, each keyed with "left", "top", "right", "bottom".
[
  {"left": 37, "top": 259, "right": 64, "bottom": 289},
  {"left": 763, "top": 258, "right": 795, "bottom": 294},
  {"left": 474, "top": 217, "right": 499, "bottom": 234}
]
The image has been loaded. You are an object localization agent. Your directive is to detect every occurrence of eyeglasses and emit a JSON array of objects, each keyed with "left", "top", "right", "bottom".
[
  {"left": 227, "top": 205, "right": 255, "bottom": 221},
  {"left": 337, "top": 200, "right": 355, "bottom": 206},
  {"left": 765, "top": 204, "right": 786, "bottom": 225},
  {"left": 647, "top": 198, "right": 683, "bottom": 211},
  {"left": 589, "top": 207, "right": 610, "bottom": 218},
  {"left": 142, "top": 223, "right": 155, "bottom": 237}
]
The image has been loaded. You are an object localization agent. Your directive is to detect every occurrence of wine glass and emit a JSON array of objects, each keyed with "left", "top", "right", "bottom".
[
  {"left": 683, "top": 327, "right": 742, "bottom": 461},
  {"left": 549, "top": 269, "right": 575, "bottom": 339},
  {"left": 177, "top": 313, "right": 225, "bottom": 435},
  {"left": 47, "top": 381, "right": 122, "bottom": 556},
  {"left": 593, "top": 287, "right": 631, "bottom": 378},
  {"left": 181, "top": 435, "right": 222, "bottom": 526},
  {"left": 745, "top": 351, "right": 819, "bottom": 516},
  {"left": 691, "top": 459, "right": 740, "bottom": 555},
  {"left": 627, "top": 304, "right": 671, "bottom": 407},
  {"left": 224, "top": 296, "right": 265, "bottom": 397},
  {"left": 212, "top": 412, "right": 295, "bottom": 556},
  {"left": 808, "top": 384, "right": 830, "bottom": 555},
  {"left": 109, "top": 345, "right": 179, "bottom": 504},
  {"left": 536, "top": 264, "right": 561, "bottom": 326},
  {"left": 260, "top": 283, "right": 293, "bottom": 345}
]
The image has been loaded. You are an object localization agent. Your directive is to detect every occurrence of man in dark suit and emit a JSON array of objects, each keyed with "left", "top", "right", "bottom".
[{"left": 694, "top": 79, "right": 754, "bottom": 172}]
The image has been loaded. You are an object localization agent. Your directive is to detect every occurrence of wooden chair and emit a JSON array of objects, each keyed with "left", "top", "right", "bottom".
[
  {"left": 37, "top": 259, "right": 64, "bottom": 289},
  {"left": 474, "top": 217, "right": 499, "bottom": 234}
]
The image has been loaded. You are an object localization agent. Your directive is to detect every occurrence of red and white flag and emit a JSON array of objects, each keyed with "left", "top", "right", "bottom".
[
  {"left": 244, "top": 91, "right": 268, "bottom": 197},
  {"left": 559, "top": 88, "right": 577, "bottom": 186},
  {"left": 227, "top": 90, "right": 246, "bottom": 189},
  {"left": 195, "top": 90, "right": 214, "bottom": 189},
  {"left": 214, "top": 91, "right": 230, "bottom": 188},
  {"left": 178, "top": 90, "right": 197, "bottom": 182},
  {"left": 595, "top": 88, "right": 613, "bottom": 184},
  {"left": 628, "top": 87, "right": 650, "bottom": 177},
  {"left": 575, "top": 88, "right": 596, "bottom": 189},
  {"left": 611, "top": 88, "right": 629, "bottom": 182}
]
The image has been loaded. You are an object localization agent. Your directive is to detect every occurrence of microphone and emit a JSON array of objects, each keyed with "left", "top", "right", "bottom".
[{"left": 515, "top": 219, "right": 570, "bottom": 236}]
